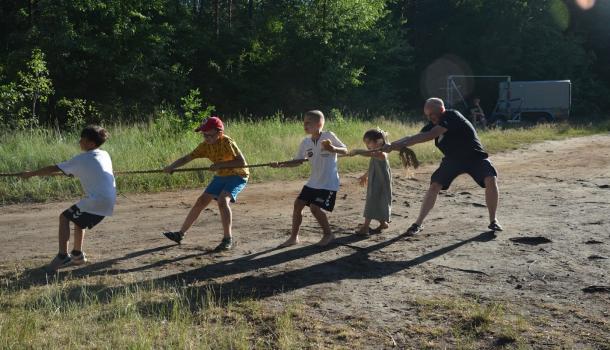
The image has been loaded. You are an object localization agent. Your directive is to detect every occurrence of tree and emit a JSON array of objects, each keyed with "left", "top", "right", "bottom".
[
  {"left": 0, "top": 0, "right": 607, "bottom": 123},
  {"left": 17, "top": 48, "right": 53, "bottom": 122}
]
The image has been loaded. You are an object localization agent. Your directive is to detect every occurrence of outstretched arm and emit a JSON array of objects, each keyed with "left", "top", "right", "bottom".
[
  {"left": 164, "top": 154, "right": 194, "bottom": 174},
  {"left": 387, "top": 125, "right": 447, "bottom": 151},
  {"left": 271, "top": 159, "right": 307, "bottom": 168},
  {"left": 20, "top": 165, "right": 63, "bottom": 178},
  {"left": 349, "top": 149, "right": 386, "bottom": 160}
]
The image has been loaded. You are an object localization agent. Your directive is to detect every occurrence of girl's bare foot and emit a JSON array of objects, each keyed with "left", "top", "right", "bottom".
[
  {"left": 370, "top": 221, "right": 389, "bottom": 234},
  {"left": 278, "top": 236, "right": 299, "bottom": 248},
  {"left": 356, "top": 225, "right": 370, "bottom": 236},
  {"left": 316, "top": 233, "right": 335, "bottom": 246},
  {"left": 376, "top": 221, "right": 389, "bottom": 230}
]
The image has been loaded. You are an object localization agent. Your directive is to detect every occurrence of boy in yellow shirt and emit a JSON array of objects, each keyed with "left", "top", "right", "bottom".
[{"left": 163, "top": 116, "right": 248, "bottom": 251}]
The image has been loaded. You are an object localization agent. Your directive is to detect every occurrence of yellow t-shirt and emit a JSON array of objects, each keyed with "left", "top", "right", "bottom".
[{"left": 190, "top": 135, "right": 249, "bottom": 178}]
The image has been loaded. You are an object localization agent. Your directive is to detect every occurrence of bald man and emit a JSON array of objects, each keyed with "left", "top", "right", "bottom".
[{"left": 384, "top": 97, "right": 502, "bottom": 235}]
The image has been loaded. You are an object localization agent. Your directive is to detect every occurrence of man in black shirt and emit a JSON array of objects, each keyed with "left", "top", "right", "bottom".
[{"left": 384, "top": 97, "right": 503, "bottom": 235}]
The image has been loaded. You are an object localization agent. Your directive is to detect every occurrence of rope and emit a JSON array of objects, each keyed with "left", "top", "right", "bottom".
[
  {"left": 116, "top": 159, "right": 304, "bottom": 175},
  {"left": 0, "top": 147, "right": 410, "bottom": 178},
  {"left": 0, "top": 159, "right": 305, "bottom": 178}
]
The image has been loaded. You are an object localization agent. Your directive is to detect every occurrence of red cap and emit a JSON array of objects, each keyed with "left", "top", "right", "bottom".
[{"left": 195, "top": 116, "right": 224, "bottom": 132}]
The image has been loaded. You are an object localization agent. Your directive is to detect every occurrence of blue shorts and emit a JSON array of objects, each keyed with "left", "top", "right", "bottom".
[{"left": 204, "top": 175, "right": 248, "bottom": 202}]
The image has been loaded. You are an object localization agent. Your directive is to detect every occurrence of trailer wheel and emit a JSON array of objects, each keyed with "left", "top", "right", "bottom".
[
  {"left": 492, "top": 115, "right": 507, "bottom": 129},
  {"left": 522, "top": 112, "right": 554, "bottom": 124}
]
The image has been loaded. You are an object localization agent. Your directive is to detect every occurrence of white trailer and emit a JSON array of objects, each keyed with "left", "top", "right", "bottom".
[
  {"left": 445, "top": 76, "right": 572, "bottom": 126},
  {"left": 494, "top": 80, "right": 572, "bottom": 123}
]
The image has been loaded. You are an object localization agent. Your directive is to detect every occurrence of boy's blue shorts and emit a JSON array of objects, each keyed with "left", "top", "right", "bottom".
[{"left": 204, "top": 175, "right": 248, "bottom": 202}]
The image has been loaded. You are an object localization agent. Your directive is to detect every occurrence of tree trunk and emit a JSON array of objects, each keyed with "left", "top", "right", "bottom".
[
  {"left": 227, "top": 0, "right": 232, "bottom": 30},
  {"left": 322, "top": 0, "right": 327, "bottom": 32},
  {"left": 215, "top": 0, "right": 220, "bottom": 37},
  {"left": 32, "top": 91, "right": 38, "bottom": 121}
]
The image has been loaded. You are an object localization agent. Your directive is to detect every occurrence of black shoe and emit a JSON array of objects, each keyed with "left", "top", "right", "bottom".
[
  {"left": 406, "top": 223, "right": 423, "bottom": 236},
  {"left": 163, "top": 231, "right": 184, "bottom": 244},
  {"left": 488, "top": 221, "right": 504, "bottom": 232},
  {"left": 214, "top": 237, "right": 233, "bottom": 251},
  {"left": 46, "top": 253, "right": 73, "bottom": 272}
]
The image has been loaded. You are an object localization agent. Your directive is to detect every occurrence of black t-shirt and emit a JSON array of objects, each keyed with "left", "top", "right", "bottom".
[{"left": 421, "top": 109, "right": 488, "bottom": 160}]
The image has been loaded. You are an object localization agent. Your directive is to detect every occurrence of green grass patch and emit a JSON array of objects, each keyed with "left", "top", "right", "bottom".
[
  {"left": 1, "top": 266, "right": 607, "bottom": 348},
  {"left": 1, "top": 119, "right": 608, "bottom": 204},
  {"left": 0, "top": 276, "right": 310, "bottom": 349},
  {"left": 412, "top": 296, "right": 531, "bottom": 349}
]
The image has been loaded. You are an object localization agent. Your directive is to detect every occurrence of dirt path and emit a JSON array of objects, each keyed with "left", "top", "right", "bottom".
[{"left": 2, "top": 135, "right": 609, "bottom": 348}]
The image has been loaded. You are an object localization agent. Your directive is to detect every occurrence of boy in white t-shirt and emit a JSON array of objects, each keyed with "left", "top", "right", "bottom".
[
  {"left": 21, "top": 125, "right": 116, "bottom": 272},
  {"left": 272, "top": 110, "right": 348, "bottom": 247}
]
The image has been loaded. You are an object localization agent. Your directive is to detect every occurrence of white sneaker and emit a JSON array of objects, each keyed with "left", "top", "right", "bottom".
[{"left": 70, "top": 252, "right": 88, "bottom": 266}]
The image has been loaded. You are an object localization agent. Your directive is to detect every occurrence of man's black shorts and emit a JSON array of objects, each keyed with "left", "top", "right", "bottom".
[
  {"left": 62, "top": 205, "right": 105, "bottom": 229},
  {"left": 431, "top": 158, "right": 497, "bottom": 190},
  {"left": 297, "top": 186, "right": 337, "bottom": 212}
]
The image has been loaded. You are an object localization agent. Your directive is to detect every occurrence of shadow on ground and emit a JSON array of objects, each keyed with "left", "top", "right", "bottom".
[{"left": 2, "top": 230, "right": 496, "bottom": 309}]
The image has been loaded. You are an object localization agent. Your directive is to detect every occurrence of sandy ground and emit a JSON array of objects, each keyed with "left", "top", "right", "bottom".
[{"left": 1, "top": 135, "right": 609, "bottom": 348}]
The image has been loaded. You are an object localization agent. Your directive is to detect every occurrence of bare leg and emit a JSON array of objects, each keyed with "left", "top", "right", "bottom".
[
  {"left": 180, "top": 193, "right": 214, "bottom": 234},
  {"left": 217, "top": 192, "right": 233, "bottom": 239},
  {"left": 484, "top": 176, "right": 499, "bottom": 223},
  {"left": 73, "top": 225, "right": 85, "bottom": 252},
  {"left": 310, "top": 204, "right": 334, "bottom": 246},
  {"left": 279, "top": 199, "right": 306, "bottom": 247},
  {"left": 58, "top": 214, "right": 70, "bottom": 254},
  {"left": 414, "top": 182, "right": 443, "bottom": 226}
]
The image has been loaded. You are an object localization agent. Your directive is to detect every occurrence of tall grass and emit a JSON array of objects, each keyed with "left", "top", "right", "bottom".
[{"left": 1, "top": 118, "right": 607, "bottom": 204}]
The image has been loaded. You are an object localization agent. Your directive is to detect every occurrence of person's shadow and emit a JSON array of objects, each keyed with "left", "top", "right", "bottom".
[
  {"left": 1, "top": 234, "right": 366, "bottom": 289},
  {"left": 0, "top": 244, "right": 177, "bottom": 289},
  {"left": 69, "top": 230, "right": 495, "bottom": 307},
  {"left": 3, "top": 230, "right": 496, "bottom": 307},
  {"left": 149, "top": 230, "right": 497, "bottom": 301}
]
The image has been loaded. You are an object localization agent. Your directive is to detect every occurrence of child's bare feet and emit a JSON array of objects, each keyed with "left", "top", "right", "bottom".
[
  {"left": 356, "top": 225, "right": 370, "bottom": 236},
  {"left": 364, "top": 221, "right": 389, "bottom": 234},
  {"left": 278, "top": 236, "right": 299, "bottom": 248},
  {"left": 316, "top": 233, "right": 335, "bottom": 246},
  {"left": 371, "top": 221, "right": 389, "bottom": 233}
]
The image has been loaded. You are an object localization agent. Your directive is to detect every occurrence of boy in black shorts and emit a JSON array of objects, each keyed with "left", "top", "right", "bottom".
[
  {"left": 21, "top": 125, "right": 116, "bottom": 271},
  {"left": 272, "top": 110, "right": 348, "bottom": 247},
  {"left": 384, "top": 98, "right": 503, "bottom": 235}
]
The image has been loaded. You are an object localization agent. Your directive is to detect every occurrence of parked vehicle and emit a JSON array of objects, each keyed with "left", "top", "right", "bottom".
[{"left": 491, "top": 80, "right": 572, "bottom": 125}]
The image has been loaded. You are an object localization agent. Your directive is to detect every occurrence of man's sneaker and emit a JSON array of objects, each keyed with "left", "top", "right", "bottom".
[
  {"left": 488, "top": 221, "right": 504, "bottom": 232},
  {"left": 46, "top": 254, "right": 72, "bottom": 272},
  {"left": 406, "top": 223, "right": 423, "bottom": 236},
  {"left": 163, "top": 231, "right": 184, "bottom": 244},
  {"left": 214, "top": 237, "right": 233, "bottom": 251},
  {"left": 70, "top": 251, "right": 88, "bottom": 266}
]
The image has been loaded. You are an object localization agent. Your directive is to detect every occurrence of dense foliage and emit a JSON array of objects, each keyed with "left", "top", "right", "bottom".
[{"left": 1, "top": 0, "right": 608, "bottom": 127}]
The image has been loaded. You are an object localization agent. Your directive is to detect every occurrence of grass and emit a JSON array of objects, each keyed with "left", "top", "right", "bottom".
[
  {"left": 0, "top": 276, "right": 309, "bottom": 349},
  {"left": 0, "top": 265, "right": 382, "bottom": 349},
  {"left": 1, "top": 118, "right": 608, "bottom": 204},
  {"left": 411, "top": 297, "right": 531, "bottom": 349},
  {"left": 0, "top": 270, "right": 529, "bottom": 349},
  {"left": 1, "top": 265, "right": 608, "bottom": 348}
]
